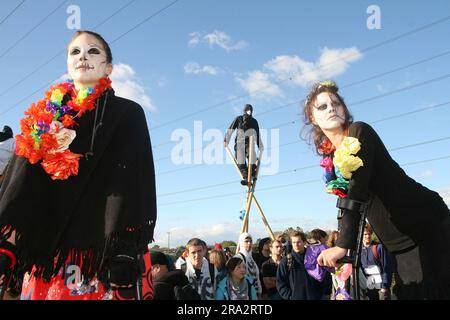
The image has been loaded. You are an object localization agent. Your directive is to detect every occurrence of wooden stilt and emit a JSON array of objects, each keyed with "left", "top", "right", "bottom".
[{"left": 226, "top": 140, "right": 274, "bottom": 253}]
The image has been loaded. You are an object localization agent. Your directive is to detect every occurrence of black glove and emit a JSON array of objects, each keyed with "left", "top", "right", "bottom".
[
  {"left": 108, "top": 241, "right": 141, "bottom": 288},
  {"left": 335, "top": 209, "right": 361, "bottom": 250}
]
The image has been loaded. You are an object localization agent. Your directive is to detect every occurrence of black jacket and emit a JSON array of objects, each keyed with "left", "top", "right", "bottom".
[
  {"left": 153, "top": 270, "right": 190, "bottom": 300},
  {"left": 224, "top": 115, "right": 262, "bottom": 148},
  {"left": 0, "top": 90, "right": 157, "bottom": 280},
  {"left": 336, "top": 122, "right": 449, "bottom": 252},
  {"left": 276, "top": 250, "right": 324, "bottom": 300}
]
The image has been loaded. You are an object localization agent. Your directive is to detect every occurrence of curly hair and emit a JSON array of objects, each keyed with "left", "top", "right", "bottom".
[{"left": 301, "top": 81, "right": 353, "bottom": 155}]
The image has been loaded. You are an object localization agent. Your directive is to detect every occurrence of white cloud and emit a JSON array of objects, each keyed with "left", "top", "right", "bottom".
[
  {"left": 188, "top": 30, "right": 248, "bottom": 52},
  {"left": 110, "top": 63, "right": 157, "bottom": 113},
  {"left": 264, "top": 47, "right": 363, "bottom": 87},
  {"left": 412, "top": 170, "right": 433, "bottom": 180},
  {"left": 184, "top": 62, "right": 221, "bottom": 76},
  {"left": 237, "top": 47, "right": 363, "bottom": 100},
  {"left": 188, "top": 31, "right": 201, "bottom": 47},
  {"left": 236, "top": 70, "right": 283, "bottom": 100}
]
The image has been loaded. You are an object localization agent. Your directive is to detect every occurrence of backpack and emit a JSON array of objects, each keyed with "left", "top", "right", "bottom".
[
  {"left": 208, "top": 262, "right": 216, "bottom": 287},
  {"left": 173, "top": 284, "right": 201, "bottom": 300},
  {"left": 371, "top": 243, "right": 380, "bottom": 266}
]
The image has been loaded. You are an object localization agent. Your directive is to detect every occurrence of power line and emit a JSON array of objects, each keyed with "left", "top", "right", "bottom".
[
  {"left": 153, "top": 72, "right": 450, "bottom": 163},
  {"left": 157, "top": 137, "right": 450, "bottom": 198},
  {"left": 0, "top": 0, "right": 139, "bottom": 100},
  {"left": 110, "top": 0, "right": 182, "bottom": 44},
  {"left": 0, "top": 0, "right": 26, "bottom": 26},
  {"left": 158, "top": 154, "right": 450, "bottom": 206},
  {"left": 0, "top": 0, "right": 69, "bottom": 60},
  {"left": 151, "top": 49, "right": 450, "bottom": 149},
  {"left": 155, "top": 98, "right": 450, "bottom": 176},
  {"left": 149, "top": 15, "right": 450, "bottom": 131}
]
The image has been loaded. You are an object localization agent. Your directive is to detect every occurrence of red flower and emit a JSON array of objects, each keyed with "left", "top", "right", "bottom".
[
  {"left": 61, "top": 114, "right": 76, "bottom": 127},
  {"left": 331, "top": 189, "right": 348, "bottom": 198},
  {"left": 41, "top": 150, "right": 82, "bottom": 180},
  {"left": 319, "top": 138, "right": 336, "bottom": 155}
]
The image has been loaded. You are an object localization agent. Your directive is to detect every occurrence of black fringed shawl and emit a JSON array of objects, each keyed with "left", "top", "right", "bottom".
[{"left": 0, "top": 90, "right": 157, "bottom": 281}]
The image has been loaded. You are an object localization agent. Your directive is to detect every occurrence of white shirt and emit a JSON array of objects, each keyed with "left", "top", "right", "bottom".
[{"left": 0, "top": 138, "right": 15, "bottom": 175}]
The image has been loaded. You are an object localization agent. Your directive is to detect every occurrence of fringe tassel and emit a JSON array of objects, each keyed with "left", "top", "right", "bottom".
[{"left": 0, "top": 223, "right": 153, "bottom": 282}]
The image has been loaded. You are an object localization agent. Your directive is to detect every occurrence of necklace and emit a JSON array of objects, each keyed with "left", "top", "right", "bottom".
[{"left": 16, "top": 77, "right": 112, "bottom": 180}]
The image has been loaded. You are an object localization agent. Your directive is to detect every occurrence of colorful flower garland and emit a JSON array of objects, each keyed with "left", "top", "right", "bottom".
[
  {"left": 320, "top": 136, "right": 364, "bottom": 198},
  {"left": 16, "top": 77, "right": 112, "bottom": 180}
]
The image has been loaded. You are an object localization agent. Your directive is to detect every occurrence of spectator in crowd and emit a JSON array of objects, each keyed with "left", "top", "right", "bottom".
[
  {"left": 235, "top": 233, "right": 262, "bottom": 298},
  {"left": 309, "top": 229, "right": 328, "bottom": 245},
  {"left": 215, "top": 256, "right": 257, "bottom": 300},
  {"left": 359, "top": 224, "right": 393, "bottom": 300},
  {"left": 224, "top": 247, "right": 233, "bottom": 261},
  {"left": 309, "top": 229, "right": 333, "bottom": 299},
  {"left": 326, "top": 231, "right": 339, "bottom": 248},
  {"left": 276, "top": 231, "right": 324, "bottom": 300},
  {"left": 209, "top": 249, "right": 227, "bottom": 282},
  {"left": 175, "top": 250, "right": 188, "bottom": 273},
  {"left": 252, "top": 237, "right": 271, "bottom": 298},
  {"left": 181, "top": 238, "right": 217, "bottom": 300},
  {"left": 151, "top": 251, "right": 200, "bottom": 300},
  {"left": 262, "top": 237, "right": 284, "bottom": 300}
]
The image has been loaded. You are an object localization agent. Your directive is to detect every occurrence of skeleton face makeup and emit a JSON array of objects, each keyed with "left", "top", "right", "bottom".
[
  {"left": 311, "top": 92, "right": 346, "bottom": 131},
  {"left": 67, "top": 33, "right": 112, "bottom": 89}
]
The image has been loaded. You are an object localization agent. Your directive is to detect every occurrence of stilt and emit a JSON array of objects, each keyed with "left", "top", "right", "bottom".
[{"left": 226, "top": 139, "right": 274, "bottom": 254}]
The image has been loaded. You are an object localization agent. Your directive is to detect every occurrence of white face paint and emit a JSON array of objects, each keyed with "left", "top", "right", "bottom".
[
  {"left": 311, "top": 92, "right": 346, "bottom": 132},
  {"left": 67, "top": 33, "right": 112, "bottom": 89}
]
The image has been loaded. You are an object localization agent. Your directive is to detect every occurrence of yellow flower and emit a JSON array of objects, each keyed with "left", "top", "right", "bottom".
[
  {"left": 341, "top": 137, "right": 361, "bottom": 155},
  {"left": 50, "top": 89, "right": 64, "bottom": 106},
  {"left": 334, "top": 154, "right": 363, "bottom": 179},
  {"left": 76, "top": 87, "right": 90, "bottom": 103}
]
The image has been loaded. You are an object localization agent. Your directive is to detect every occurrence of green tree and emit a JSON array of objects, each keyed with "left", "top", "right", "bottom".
[{"left": 221, "top": 240, "right": 237, "bottom": 248}]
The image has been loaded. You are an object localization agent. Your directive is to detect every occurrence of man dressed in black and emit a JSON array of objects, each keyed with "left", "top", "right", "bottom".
[{"left": 224, "top": 104, "right": 263, "bottom": 184}]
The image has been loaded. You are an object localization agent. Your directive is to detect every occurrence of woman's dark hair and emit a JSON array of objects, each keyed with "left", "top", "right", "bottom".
[
  {"left": 68, "top": 30, "right": 113, "bottom": 64},
  {"left": 310, "top": 229, "right": 327, "bottom": 242},
  {"left": 301, "top": 81, "right": 353, "bottom": 155},
  {"left": 225, "top": 257, "right": 245, "bottom": 275}
]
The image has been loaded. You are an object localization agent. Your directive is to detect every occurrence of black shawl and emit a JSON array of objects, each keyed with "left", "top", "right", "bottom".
[{"left": 0, "top": 90, "right": 157, "bottom": 281}]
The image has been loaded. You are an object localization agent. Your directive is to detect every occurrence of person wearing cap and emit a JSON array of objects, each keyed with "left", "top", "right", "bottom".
[
  {"left": 224, "top": 104, "right": 263, "bottom": 183},
  {"left": 150, "top": 251, "right": 198, "bottom": 300},
  {"left": 0, "top": 126, "right": 15, "bottom": 187}
]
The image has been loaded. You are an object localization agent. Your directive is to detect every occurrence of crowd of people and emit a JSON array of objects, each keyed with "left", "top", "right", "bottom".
[{"left": 150, "top": 228, "right": 395, "bottom": 301}]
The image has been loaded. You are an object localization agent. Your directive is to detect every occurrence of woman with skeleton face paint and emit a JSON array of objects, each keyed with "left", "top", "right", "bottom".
[
  {"left": 0, "top": 31, "right": 156, "bottom": 300},
  {"left": 302, "top": 80, "right": 450, "bottom": 300}
]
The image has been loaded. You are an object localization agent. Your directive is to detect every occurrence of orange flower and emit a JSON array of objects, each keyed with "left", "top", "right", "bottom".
[
  {"left": 61, "top": 114, "right": 76, "bottom": 127},
  {"left": 41, "top": 150, "right": 82, "bottom": 180}
]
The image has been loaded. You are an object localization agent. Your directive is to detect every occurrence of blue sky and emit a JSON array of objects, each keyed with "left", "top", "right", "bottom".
[{"left": 1, "top": 0, "right": 449, "bottom": 248}]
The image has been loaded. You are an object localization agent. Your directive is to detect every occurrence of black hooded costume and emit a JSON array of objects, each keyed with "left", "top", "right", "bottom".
[
  {"left": 0, "top": 89, "right": 157, "bottom": 284},
  {"left": 224, "top": 104, "right": 262, "bottom": 177}
]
